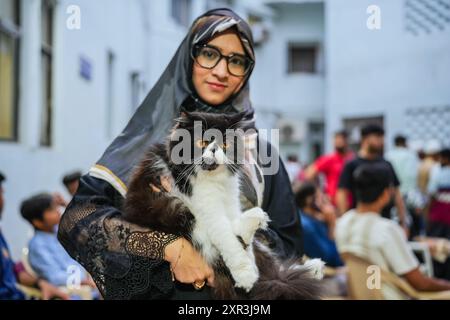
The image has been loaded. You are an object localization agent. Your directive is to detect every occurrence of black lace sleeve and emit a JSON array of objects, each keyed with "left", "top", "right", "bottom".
[{"left": 57, "top": 174, "right": 180, "bottom": 299}]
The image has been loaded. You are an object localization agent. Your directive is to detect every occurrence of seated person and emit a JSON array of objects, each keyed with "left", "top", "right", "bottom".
[
  {"left": 426, "top": 148, "right": 450, "bottom": 280},
  {"left": 296, "top": 182, "right": 343, "bottom": 268},
  {"left": 20, "top": 193, "right": 97, "bottom": 292},
  {"left": 427, "top": 148, "right": 450, "bottom": 239},
  {"left": 336, "top": 163, "right": 450, "bottom": 299},
  {"left": 0, "top": 172, "right": 68, "bottom": 300}
]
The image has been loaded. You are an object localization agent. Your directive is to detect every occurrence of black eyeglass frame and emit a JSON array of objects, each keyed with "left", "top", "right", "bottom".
[{"left": 191, "top": 44, "right": 254, "bottom": 77}]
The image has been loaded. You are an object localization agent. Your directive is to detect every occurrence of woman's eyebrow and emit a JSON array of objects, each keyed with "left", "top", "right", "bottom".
[{"left": 207, "top": 43, "right": 245, "bottom": 57}]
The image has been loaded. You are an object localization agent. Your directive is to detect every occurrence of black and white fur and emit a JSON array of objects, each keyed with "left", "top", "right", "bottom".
[{"left": 123, "top": 111, "right": 321, "bottom": 299}]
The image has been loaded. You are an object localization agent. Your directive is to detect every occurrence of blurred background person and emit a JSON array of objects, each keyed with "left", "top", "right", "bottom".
[
  {"left": 386, "top": 135, "right": 423, "bottom": 239},
  {"left": 426, "top": 148, "right": 450, "bottom": 281},
  {"left": 418, "top": 140, "right": 441, "bottom": 197},
  {"left": 20, "top": 193, "right": 97, "bottom": 294},
  {"left": 285, "top": 154, "right": 303, "bottom": 185},
  {"left": 0, "top": 172, "right": 69, "bottom": 300},
  {"left": 336, "top": 124, "right": 408, "bottom": 233},
  {"left": 295, "top": 182, "right": 342, "bottom": 268},
  {"left": 427, "top": 148, "right": 450, "bottom": 239},
  {"left": 303, "top": 130, "right": 353, "bottom": 206},
  {"left": 336, "top": 164, "right": 450, "bottom": 299},
  {"left": 386, "top": 135, "right": 419, "bottom": 198}
]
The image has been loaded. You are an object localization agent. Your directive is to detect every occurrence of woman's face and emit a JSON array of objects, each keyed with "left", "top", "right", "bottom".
[{"left": 192, "top": 31, "right": 247, "bottom": 105}]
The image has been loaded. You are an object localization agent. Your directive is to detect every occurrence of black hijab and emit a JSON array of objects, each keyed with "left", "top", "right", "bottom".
[{"left": 89, "top": 8, "right": 256, "bottom": 196}]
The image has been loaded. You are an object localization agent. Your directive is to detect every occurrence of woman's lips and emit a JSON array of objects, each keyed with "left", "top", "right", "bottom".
[{"left": 206, "top": 82, "right": 227, "bottom": 91}]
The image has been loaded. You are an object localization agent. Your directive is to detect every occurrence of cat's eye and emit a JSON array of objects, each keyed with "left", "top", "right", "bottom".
[
  {"left": 222, "top": 142, "right": 229, "bottom": 150},
  {"left": 196, "top": 140, "right": 209, "bottom": 148}
]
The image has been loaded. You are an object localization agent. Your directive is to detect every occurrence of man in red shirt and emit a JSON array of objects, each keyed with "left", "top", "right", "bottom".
[{"left": 303, "top": 131, "right": 354, "bottom": 205}]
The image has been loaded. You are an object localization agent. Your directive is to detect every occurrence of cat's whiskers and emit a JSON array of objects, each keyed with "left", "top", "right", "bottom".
[
  {"left": 174, "top": 164, "right": 197, "bottom": 185},
  {"left": 173, "top": 156, "right": 203, "bottom": 190},
  {"left": 181, "top": 162, "right": 201, "bottom": 192}
]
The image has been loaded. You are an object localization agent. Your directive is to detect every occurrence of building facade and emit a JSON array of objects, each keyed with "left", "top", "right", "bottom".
[
  {"left": 324, "top": 0, "right": 450, "bottom": 152},
  {"left": 0, "top": 0, "right": 291, "bottom": 260}
]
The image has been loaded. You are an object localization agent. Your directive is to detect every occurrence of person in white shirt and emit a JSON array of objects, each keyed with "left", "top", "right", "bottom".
[
  {"left": 285, "top": 154, "right": 302, "bottom": 184},
  {"left": 336, "top": 163, "right": 450, "bottom": 299},
  {"left": 386, "top": 135, "right": 419, "bottom": 197},
  {"left": 386, "top": 135, "right": 422, "bottom": 238}
]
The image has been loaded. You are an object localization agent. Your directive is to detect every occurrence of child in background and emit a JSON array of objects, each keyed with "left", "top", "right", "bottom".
[{"left": 20, "top": 193, "right": 98, "bottom": 297}]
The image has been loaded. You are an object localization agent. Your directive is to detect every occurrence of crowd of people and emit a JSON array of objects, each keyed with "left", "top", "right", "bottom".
[
  {"left": 289, "top": 124, "right": 450, "bottom": 298},
  {"left": 0, "top": 171, "right": 100, "bottom": 300}
]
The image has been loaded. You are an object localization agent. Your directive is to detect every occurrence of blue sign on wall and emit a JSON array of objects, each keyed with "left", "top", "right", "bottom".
[{"left": 79, "top": 55, "right": 92, "bottom": 81}]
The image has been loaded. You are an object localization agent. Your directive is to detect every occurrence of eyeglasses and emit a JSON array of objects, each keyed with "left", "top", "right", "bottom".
[{"left": 191, "top": 44, "right": 254, "bottom": 77}]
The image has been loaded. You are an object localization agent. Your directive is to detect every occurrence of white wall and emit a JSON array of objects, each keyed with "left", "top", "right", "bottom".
[
  {"left": 251, "top": 2, "right": 325, "bottom": 161},
  {"left": 324, "top": 0, "right": 450, "bottom": 152},
  {"left": 0, "top": 0, "right": 194, "bottom": 259},
  {"left": 253, "top": 2, "right": 324, "bottom": 116}
]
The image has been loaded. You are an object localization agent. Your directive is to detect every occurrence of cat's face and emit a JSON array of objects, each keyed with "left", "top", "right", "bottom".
[{"left": 169, "top": 112, "right": 251, "bottom": 174}]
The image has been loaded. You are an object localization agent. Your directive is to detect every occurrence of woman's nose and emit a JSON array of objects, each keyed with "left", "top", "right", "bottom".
[{"left": 212, "top": 58, "right": 229, "bottom": 79}]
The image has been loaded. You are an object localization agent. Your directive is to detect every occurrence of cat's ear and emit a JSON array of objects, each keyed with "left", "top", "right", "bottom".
[{"left": 175, "top": 111, "right": 191, "bottom": 125}]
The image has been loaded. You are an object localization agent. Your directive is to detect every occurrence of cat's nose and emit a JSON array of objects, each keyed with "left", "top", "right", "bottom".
[{"left": 210, "top": 144, "right": 218, "bottom": 153}]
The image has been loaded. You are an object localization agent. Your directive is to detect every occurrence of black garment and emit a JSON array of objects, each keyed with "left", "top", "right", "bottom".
[
  {"left": 57, "top": 146, "right": 303, "bottom": 299},
  {"left": 338, "top": 156, "right": 400, "bottom": 218},
  {"left": 57, "top": 8, "right": 303, "bottom": 300}
]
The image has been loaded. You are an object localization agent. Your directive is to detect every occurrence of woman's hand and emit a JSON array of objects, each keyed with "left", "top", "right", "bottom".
[{"left": 164, "top": 238, "right": 215, "bottom": 287}]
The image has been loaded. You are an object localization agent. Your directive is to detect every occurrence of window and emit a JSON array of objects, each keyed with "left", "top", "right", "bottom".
[
  {"left": 130, "top": 72, "right": 141, "bottom": 113},
  {"left": 0, "top": 0, "right": 20, "bottom": 141},
  {"left": 106, "top": 51, "right": 115, "bottom": 137},
  {"left": 308, "top": 122, "right": 324, "bottom": 162},
  {"left": 404, "top": 0, "right": 450, "bottom": 36},
  {"left": 405, "top": 105, "right": 450, "bottom": 148},
  {"left": 40, "top": 0, "right": 54, "bottom": 146},
  {"left": 171, "top": 0, "right": 191, "bottom": 27},
  {"left": 288, "top": 45, "right": 318, "bottom": 74}
]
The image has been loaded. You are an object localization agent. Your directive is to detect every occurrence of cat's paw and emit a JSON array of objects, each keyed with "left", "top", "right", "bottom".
[
  {"left": 232, "top": 264, "right": 259, "bottom": 292},
  {"left": 242, "top": 207, "right": 270, "bottom": 231}
]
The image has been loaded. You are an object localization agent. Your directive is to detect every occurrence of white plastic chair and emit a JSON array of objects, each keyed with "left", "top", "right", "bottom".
[{"left": 409, "top": 241, "right": 434, "bottom": 277}]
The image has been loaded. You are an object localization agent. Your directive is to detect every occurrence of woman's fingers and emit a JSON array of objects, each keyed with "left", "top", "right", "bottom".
[
  {"left": 149, "top": 183, "right": 161, "bottom": 192},
  {"left": 173, "top": 266, "right": 215, "bottom": 287},
  {"left": 206, "top": 272, "right": 215, "bottom": 287},
  {"left": 169, "top": 238, "right": 215, "bottom": 287}
]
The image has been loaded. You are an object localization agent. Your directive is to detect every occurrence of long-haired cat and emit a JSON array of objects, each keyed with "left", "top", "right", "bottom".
[{"left": 123, "top": 111, "right": 321, "bottom": 299}]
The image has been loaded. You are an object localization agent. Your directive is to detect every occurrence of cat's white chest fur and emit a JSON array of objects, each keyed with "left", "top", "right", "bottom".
[
  {"left": 176, "top": 166, "right": 270, "bottom": 292},
  {"left": 187, "top": 167, "right": 241, "bottom": 262}
]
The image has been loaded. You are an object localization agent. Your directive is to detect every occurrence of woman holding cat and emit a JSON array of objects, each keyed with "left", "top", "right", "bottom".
[{"left": 58, "top": 8, "right": 304, "bottom": 299}]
